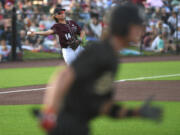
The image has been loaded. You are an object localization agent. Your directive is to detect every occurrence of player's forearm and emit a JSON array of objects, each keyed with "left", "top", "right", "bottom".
[
  {"left": 35, "top": 31, "right": 52, "bottom": 36},
  {"left": 27, "top": 29, "right": 54, "bottom": 37},
  {"left": 116, "top": 107, "right": 139, "bottom": 118},
  {"left": 100, "top": 101, "right": 139, "bottom": 119},
  {"left": 43, "top": 67, "right": 75, "bottom": 114},
  {"left": 80, "top": 30, "right": 85, "bottom": 39}
]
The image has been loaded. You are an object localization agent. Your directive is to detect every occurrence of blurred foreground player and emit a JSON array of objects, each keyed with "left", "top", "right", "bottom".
[
  {"left": 35, "top": 4, "right": 163, "bottom": 135},
  {"left": 27, "top": 7, "right": 85, "bottom": 65}
]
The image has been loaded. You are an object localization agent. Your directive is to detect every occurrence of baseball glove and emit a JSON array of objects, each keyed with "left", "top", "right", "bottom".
[
  {"left": 67, "top": 39, "right": 82, "bottom": 50},
  {"left": 139, "top": 96, "right": 163, "bottom": 122}
]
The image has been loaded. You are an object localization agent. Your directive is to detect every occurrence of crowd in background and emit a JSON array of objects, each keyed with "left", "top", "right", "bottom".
[
  {"left": 141, "top": 0, "right": 180, "bottom": 53},
  {"left": 0, "top": 0, "right": 180, "bottom": 62}
]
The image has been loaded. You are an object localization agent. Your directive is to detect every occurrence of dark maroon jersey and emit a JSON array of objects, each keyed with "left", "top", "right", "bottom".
[{"left": 51, "top": 20, "right": 81, "bottom": 48}]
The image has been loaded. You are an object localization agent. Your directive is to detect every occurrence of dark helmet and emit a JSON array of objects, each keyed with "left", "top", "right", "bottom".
[{"left": 109, "top": 3, "right": 145, "bottom": 37}]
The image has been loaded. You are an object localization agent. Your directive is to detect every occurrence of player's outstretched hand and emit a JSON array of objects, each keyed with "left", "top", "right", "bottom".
[
  {"left": 32, "top": 108, "right": 57, "bottom": 132},
  {"left": 139, "top": 96, "right": 163, "bottom": 122},
  {"left": 27, "top": 31, "right": 36, "bottom": 36}
]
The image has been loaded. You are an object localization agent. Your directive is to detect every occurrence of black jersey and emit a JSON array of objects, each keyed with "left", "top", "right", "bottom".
[{"left": 62, "top": 41, "right": 118, "bottom": 121}]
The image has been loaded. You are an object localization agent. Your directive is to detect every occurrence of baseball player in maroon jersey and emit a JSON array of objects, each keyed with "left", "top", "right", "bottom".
[{"left": 27, "top": 7, "right": 85, "bottom": 65}]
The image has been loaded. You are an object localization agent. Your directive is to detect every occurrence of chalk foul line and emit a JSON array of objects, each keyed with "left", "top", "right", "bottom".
[
  {"left": 0, "top": 87, "right": 46, "bottom": 94},
  {"left": 0, "top": 74, "right": 180, "bottom": 95},
  {"left": 115, "top": 74, "right": 180, "bottom": 82}
]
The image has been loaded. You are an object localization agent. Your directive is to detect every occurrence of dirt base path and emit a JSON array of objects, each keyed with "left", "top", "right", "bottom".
[
  {"left": 114, "top": 80, "right": 180, "bottom": 101},
  {"left": 0, "top": 80, "right": 179, "bottom": 105},
  {"left": 0, "top": 55, "right": 179, "bottom": 105}
]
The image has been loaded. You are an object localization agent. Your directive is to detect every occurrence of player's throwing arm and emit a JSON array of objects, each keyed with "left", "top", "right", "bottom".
[{"left": 27, "top": 29, "right": 54, "bottom": 36}]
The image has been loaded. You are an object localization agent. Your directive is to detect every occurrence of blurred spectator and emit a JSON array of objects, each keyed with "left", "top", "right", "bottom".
[
  {"left": 173, "top": 23, "right": 180, "bottom": 40},
  {"left": 0, "top": 2, "right": 5, "bottom": 19},
  {"left": 0, "top": 34, "right": 11, "bottom": 62},
  {"left": 156, "top": 32, "right": 165, "bottom": 52},
  {"left": 39, "top": 15, "right": 55, "bottom": 30},
  {"left": 4, "top": 1, "right": 13, "bottom": 18},
  {"left": 100, "top": 13, "right": 109, "bottom": 40},
  {"left": 3, "top": 24, "right": 12, "bottom": 45},
  {"left": 85, "top": 12, "right": 102, "bottom": 41},
  {"left": 42, "top": 35, "right": 60, "bottom": 53},
  {"left": 143, "top": 32, "right": 153, "bottom": 48},
  {"left": 0, "top": 0, "right": 5, "bottom": 7},
  {"left": 161, "top": 8, "right": 170, "bottom": 24},
  {"left": 144, "top": 32, "right": 162, "bottom": 51},
  {"left": 168, "top": 12, "right": 177, "bottom": 34},
  {"left": 79, "top": 4, "right": 91, "bottom": 24},
  {"left": 156, "top": 20, "right": 170, "bottom": 35}
]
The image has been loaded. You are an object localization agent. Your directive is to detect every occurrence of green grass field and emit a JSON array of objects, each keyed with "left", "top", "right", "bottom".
[
  {"left": 0, "top": 61, "right": 180, "bottom": 88},
  {"left": 0, "top": 60, "right": 180, "bottom": 135},
  {"left": 23, "top": 50, "right": 61, "bottom": 60},
  {"left": 0, "top": 102, "right": 180, "bottom": 135}
]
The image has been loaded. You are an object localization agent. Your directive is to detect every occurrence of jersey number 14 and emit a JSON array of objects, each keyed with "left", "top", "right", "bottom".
[{"left": 65, "top": 33, "right": 72, "bottom": 40}]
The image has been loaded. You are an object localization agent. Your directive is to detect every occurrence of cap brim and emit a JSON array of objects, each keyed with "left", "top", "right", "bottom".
[
  {"left": 58, "top": 9, "right": 66, "bottom": 12},
  {"left": 54, "top": 8, "right": 66, "bottom": 14}
]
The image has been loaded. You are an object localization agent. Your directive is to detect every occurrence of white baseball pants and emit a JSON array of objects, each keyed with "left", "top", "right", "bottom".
[{"left": 62, "top": 45, "right": 84, "bottom": 65}]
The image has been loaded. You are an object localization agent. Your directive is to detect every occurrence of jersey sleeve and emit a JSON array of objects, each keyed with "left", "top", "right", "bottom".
[{"left": 50, "top": 24, "right": 58, "bottom": 34}]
